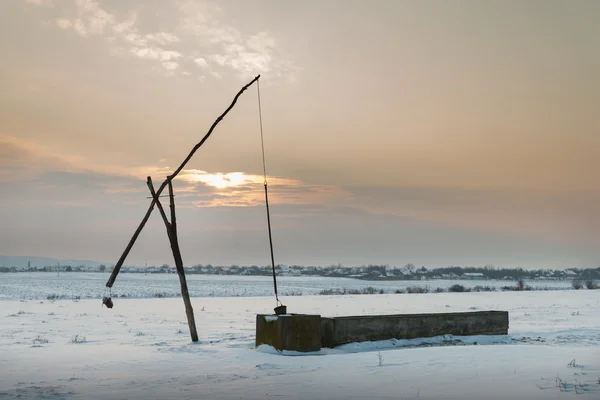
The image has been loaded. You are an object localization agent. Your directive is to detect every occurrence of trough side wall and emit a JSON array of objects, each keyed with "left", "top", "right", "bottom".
[{"left": 322, "top": 310, "right": 509, "bottom": 347}]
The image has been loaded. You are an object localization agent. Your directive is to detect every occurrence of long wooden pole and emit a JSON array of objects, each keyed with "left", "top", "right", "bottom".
[{"left": 106, "top": 75, "right": 260, "bottom": 288}]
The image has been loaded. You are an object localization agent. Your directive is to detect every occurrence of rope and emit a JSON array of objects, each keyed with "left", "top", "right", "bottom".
[
  {"left": 258, "top": 81, "right": 267, "bottom": 182},
  {"left": 257, "top": 80, "right": 280, "bottom": 305}
]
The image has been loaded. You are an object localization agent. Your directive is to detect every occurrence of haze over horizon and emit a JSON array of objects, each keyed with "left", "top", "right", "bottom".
[{"left": 1, "top": 0, "right": 598, "bottom": 270}]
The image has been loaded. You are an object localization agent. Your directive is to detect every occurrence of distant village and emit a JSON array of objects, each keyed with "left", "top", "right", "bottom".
[{"left": 2, "top": 261, "right": 599, "bottom": 282}]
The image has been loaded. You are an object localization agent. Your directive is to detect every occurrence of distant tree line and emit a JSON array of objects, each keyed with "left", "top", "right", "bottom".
[
  {"left": 0, "top": 265, "right": 100, "bottom": 273},
  {"left": 1, "top": 263, "right": 599, "bottom": 281}
]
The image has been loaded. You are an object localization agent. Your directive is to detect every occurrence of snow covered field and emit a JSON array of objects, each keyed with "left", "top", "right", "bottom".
[
  {"left": 1, "top": 277, "right": 599, "bottom": 399},
  {"left": 0, "top": 272, "right": 574, "bottom": 300}
]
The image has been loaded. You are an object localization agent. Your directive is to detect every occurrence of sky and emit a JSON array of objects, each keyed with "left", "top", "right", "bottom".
[{"left": 1, "top": 0, "right": 598, "bottom": 270}]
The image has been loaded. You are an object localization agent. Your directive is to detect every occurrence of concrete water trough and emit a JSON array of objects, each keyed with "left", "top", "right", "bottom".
[{"left": 256, "top": 310, "right": 509, "bottom": 352}]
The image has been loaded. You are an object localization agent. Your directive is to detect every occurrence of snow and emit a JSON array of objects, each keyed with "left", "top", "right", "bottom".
[
  {"left": 0, "top": 272, "right": 575, "bottom": 300},
  {"left": 1, "top": 275, "right": 599, "bottom": 399}
]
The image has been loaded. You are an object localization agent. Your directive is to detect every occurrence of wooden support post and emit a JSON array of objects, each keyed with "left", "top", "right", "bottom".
[
  {"left": 146, "top": 177, "right": 199, "bottom": 343},
  {"left": 146, "top": 177, "right": 172, "bottom": 242},
  {"left": 168, "top": 178, "right": 199, "bottom": 342}
]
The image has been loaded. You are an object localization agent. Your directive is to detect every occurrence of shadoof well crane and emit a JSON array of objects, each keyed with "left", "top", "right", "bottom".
[{"left": 101, "top": 75, "right": 285, "bottom": 342}]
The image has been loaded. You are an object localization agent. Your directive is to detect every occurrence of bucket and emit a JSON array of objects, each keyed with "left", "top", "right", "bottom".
[
  {"left": 102, "top": 296, "right": 114, "bottom": 309},
  {"left": 274, "top": 305, "right": 287, "bottom": 315}
]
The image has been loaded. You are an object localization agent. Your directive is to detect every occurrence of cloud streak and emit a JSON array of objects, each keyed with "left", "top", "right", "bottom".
[
  {"left": 4, "top": 132, "right": 597, "bottom": 255},
  {"left": 0, "top": 134, "right": 345, "bottom": 212},
  {"left": 179, "top": 171, "right": 351, "bottom": 208}
]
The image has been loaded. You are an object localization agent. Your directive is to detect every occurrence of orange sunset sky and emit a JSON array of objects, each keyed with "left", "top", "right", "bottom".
[{"left": 1, "top": 0, "right": 598, "bottom": 269}]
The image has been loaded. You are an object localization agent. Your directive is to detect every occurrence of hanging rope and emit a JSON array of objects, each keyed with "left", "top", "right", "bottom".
[{"left": 257, "top": 80, "right": 280, "bottom": 305}]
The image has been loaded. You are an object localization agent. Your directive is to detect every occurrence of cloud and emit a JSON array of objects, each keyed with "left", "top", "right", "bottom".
[
  {"left": 112, "top": 12, "right": 137, "bottom": 34},
  {"left": 162, "top": 61, "right": 179, "bottom": 71},
  {"left": 6, "top": 131, "right": 596, "bottom": 256},
  {"left": 130, "top": 47, "right": 181, "bottom": 62},
  {"left": 0, "top": 134, "right": 73, "bottom": 183},
  {"left": 53, "top": 1, "right": 116, "bottom": 38},
  {"left": 160, "top": 51, "right": 182, "bottom": 61},
  {"left": 146, "top": 32, "right": 180, "bottom": 45},
  {"left": 178, "top": 0, "right": 223, "bottom": 34},
  {"left": 0, "top": 135, "right": 152, "bottom": 212},
  {"left": 48, "top": 1, "right": 178, "bottom": 75},
  {"left": 247, "top": 32, "right": 276, "bottom": 54},
  {"left": 0, "top": 134, "right": 169, "bottom": 186},
  {"left": 56, "top": 18, "right": 72, "bottom": 30},
  {"left": 72, "top": 19, "right": 88, "bottom": 36},
  {"left": 73, "top": 0, "right": 116, "bottom": 36},
  {"left": 40, "top": 0, "right": 298, "bottom": 81},
  {"left": 124, "top": 33, "right": 147, "bottom": 46},
  {"left": 178, "top": 1, "right": 297, "bottom": 81},
  {"left": 3, "top": 137, "right": 596, "bottom": 268},
  {"left": 194, "top": 57, "right": 208, "bottom": 69},
  {"left": 176, "top": 170, "right": 352, "bottom": 209},
  {"left": 0, "top": 134, "right": 346, "bottom": 213}
]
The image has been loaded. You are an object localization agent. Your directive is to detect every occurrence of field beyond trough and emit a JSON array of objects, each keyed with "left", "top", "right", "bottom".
[{"left": 1, "top": 279, "right": 599, "bottom": 399}]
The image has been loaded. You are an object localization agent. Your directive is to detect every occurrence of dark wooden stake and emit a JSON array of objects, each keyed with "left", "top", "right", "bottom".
[
  {"left": 106, "top": 75, "right": 261, "bottom": 289},
  {"left": 146, "top": 176, "right": 199, "bottom": 342},
  {"left": 167, "top": 178, "right": 198, "bottom": 342}
]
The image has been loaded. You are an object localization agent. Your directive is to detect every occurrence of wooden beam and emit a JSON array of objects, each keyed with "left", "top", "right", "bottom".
[
  {"left": 106, "top": 75, "right": 260, "bottom": 288},
  {"left": 146, "top": 176, "right": 172, "bottom": 241}
]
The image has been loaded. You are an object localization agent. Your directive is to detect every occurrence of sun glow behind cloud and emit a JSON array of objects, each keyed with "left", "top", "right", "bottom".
[
  {"left": 1, "top": 133, "right": 349, "bottom": 211},
  {"left": 4, "top": 131, "right": 598, "bottom": 253},
  {"left": 176, "top": 169, "right": 351, "bottom": 208},
  {"left": 179, "top": 170, "right": 264, "bottom": 189}
]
